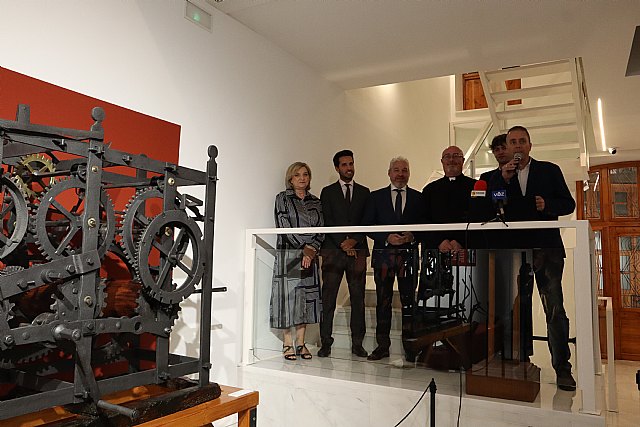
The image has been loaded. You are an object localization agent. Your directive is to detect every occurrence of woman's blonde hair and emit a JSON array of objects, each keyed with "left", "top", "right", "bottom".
[{"left": 285, "top": 162, "right": 312, "bottom": 190}]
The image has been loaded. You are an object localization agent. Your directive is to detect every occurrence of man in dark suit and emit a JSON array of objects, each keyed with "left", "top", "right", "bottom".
[
  {"left": 488, "top": 125, "right": 577, "bottom": 391},
  {"left": 318, "top": 150, "right": 370, "bottom": 358},
  {"left": 362, "top": 157, "right": 426, "bottom": 361}
]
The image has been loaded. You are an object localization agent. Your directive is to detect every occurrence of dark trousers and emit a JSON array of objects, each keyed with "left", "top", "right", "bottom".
[
  {"left": 372, "top": 251, "right": 417, "bottom": 350},
  {"left": 533, "top": 248, "right": 572, "bottom": 373},
  {"left": 320, "top": 250, "right": 367, "bottom": 347}
]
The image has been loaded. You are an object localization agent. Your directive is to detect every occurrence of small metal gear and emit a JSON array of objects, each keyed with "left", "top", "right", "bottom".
[
  {"left": 0, "top": 299, "right": 15, "bottom": 333},
  {"left": 136, "top": 210, "right": 204, "bottom": 304},
  {"left": 0, "top": 344, "right": 53, "bottom": 368},
  {"left": 0, "top": 266, "right": 22, "bottom": 332},
  {"left": 0, "top": 175, "right": 30, "bottom": 259},
  {"left": 13, "top": 153, "right": 57, "bottom": 198},
  {"left": 34, "top": 177, "right": 116, "bottom": 260}
]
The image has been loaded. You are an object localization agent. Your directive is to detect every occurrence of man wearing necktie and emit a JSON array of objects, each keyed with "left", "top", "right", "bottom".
[
  {"left": 362, "top": 157, "right": 426, "bottom": 361},
  {"left": 318, "top": 150, "right": 370, "bottom": 358}
]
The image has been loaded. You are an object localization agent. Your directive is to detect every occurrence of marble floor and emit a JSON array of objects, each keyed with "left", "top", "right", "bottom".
[
  {"left": 603, "top": 360, "right": 640, "bottom": 427},
  {"left": 241, "top": 346, "right": 640, "bottom": 426}
]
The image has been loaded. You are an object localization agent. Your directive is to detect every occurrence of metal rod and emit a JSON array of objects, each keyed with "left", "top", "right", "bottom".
[{"left": 97, "top": 400, "right": 138, "bottom": 419}]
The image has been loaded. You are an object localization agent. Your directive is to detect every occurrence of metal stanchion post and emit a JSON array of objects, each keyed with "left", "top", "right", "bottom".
[{"left": 428, "top": 378, "right": 437, "bottom": 427}]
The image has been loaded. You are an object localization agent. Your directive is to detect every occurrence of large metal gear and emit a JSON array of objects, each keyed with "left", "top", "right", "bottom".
[
  {"left": 120, "top": 187, "right": 169, "bottom": 275},
  {"left": 34, "top": 177, "right": 116, "bottom": 260},
  {"left": 136, "top": 210, "right": 204, "bottom": 304},
  {"left": 14, "top": 153, "right": 57, "bottom": 198},
  {"left": 0, "top": 175, "right": 29, "bottom": 259}
]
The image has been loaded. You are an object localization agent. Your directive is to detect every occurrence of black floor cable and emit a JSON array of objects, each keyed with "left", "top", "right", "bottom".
[{"left": 457, "top": 365, "right": 463, "bottom": 426}]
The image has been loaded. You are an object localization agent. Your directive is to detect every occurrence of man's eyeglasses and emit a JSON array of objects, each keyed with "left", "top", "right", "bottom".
[{"left": 442, "top": 153, "right": 463, "bottom": 160}]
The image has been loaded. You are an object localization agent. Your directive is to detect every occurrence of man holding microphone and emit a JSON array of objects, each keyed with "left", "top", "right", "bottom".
[{"left": 489, "top": 125, "right": 577, "bottom": 391}]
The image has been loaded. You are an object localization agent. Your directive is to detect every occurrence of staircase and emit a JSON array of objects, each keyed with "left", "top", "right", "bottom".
[
  {"left": 331, "top": 290, "right": 406, "bottom": 355},
  {"left": 475, "top": 58, "right": 596, "bottom": 184}
]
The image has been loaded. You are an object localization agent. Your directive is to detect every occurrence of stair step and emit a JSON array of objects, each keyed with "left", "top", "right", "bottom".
[
  {"left": 523, "top": 120, "right": 578, "bottom": 134},
  {"left": 484, "top": 59, "right": 572, "bottom": 81},
  {"left": 329, "top": 302, "right": 406, "bottom": 354},
  {"left": 364, "top": 288, "right": 402, "bottom": 308},
  {"left": 496, "top": 103, "right": 575, "bottom": 120},
  {"left": 491, "top": 82, "right": 573, "bottom": 103},
  {"left": 331, "top": 324, "right": 405, "bottom": 355},
  {"left": 333, "top": 306, "right": 403, "bottom": 330}
]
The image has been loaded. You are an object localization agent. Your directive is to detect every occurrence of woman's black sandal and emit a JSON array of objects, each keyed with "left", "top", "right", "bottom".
[
  {"left": 283, "top": 345, "right": 297, "bottom": 360},
  {"left": 296, "top": 344, "right": 312, "bottom": 360}
]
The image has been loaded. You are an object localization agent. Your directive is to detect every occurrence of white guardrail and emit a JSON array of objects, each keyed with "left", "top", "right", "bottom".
[{"left": 243, "top": 220, "right": 600, "bottom": 415}]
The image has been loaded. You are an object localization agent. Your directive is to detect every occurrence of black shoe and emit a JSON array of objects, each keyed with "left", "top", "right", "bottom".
[
  {"left": 352, "top": 345, "right": 368, "bottom": 358},
  {"left": 317, "top": 345, "right": 331, "bottom": 358},
  {"left": 556, "top": 370, "right": 576, "bottom": 391},
  {"left": 367, "top": 347, "right": 390, "bottom": 361}
]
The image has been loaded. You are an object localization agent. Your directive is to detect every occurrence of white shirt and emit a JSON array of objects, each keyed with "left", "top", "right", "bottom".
[
  {"left": 518, "top": 159, "right": 531, "bottom": 196},
  {"left": 339, "top": 179, "right": 354, "bottom": 200},
  {"left": 390, "top": 184, "right": 407, "bottom": 212}
]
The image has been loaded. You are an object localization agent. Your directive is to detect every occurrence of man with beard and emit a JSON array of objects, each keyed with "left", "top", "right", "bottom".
[
  {"left": 318, "top": 150, "right": 370, "bottom": 358},
  {"left": 363, "top": 157, "right": 425, "bottom": 361}
]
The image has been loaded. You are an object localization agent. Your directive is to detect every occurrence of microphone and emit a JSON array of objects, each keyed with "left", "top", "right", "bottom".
[
  {"left": 471, "top": 180, "right": 487, "bottom": 198},
  {"left": 491, "top": 189, "right": 507, "bottom": 218},
  {"left": 513, "top": 153, "right": 522, "bottom": 174}
]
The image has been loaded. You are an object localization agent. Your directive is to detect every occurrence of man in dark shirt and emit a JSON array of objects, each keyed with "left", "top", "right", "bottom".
[
  {"left": 318, "top": 150, "right": 370, "bottom": 358},
  {"left": 422, "top": 146, "right": 476, "bottom": 252},
  {"left": 489, "top": 125, "right": 577, "bottom": 391}
]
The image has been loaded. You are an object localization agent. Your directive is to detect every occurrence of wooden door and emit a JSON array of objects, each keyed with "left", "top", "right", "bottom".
[
  {"left": 462, "top": 72, "right": 521, "bottom": 110},
  {"left": 609, "top": 226, "right": 640, "bottom": 360}
]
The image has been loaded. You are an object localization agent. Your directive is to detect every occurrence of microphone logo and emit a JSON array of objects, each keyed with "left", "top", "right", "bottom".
[
  {"left": 471, "top": 179, "right": 487, "bottom": 198},
  {"left": 491, "top": 189, "right": 507, "bottom": 218},
  {"left": 491, "top": 190, "right": 507, "bottom": 201}
]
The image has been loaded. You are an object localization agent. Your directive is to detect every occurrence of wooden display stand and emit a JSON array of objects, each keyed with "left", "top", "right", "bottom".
[
  {"left": 466, "top": 358, "right": 540, "bottom": 402},
  {"left": 465, "top": 251, "right": 541, "bottom": 402},
  {"left": 4, "top": 380, "right": 259, "bottom": 426}
]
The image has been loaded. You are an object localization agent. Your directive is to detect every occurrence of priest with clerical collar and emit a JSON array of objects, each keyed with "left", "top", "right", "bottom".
[{"left": 421, "top": 146, "right": 476, "bottom": 252}]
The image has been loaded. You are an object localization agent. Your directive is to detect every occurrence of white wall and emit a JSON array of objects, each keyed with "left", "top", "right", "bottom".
[
  {"left": 0, "top": 0, "right": 344, "bottom": 386},
  {"left": 342, "top": 76, "right": 452, "bottom": 191}
]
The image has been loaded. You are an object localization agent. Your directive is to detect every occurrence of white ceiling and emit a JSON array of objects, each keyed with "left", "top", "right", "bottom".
[{"left": 209, "top": 0, "right": 640, "bottom": 164}]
